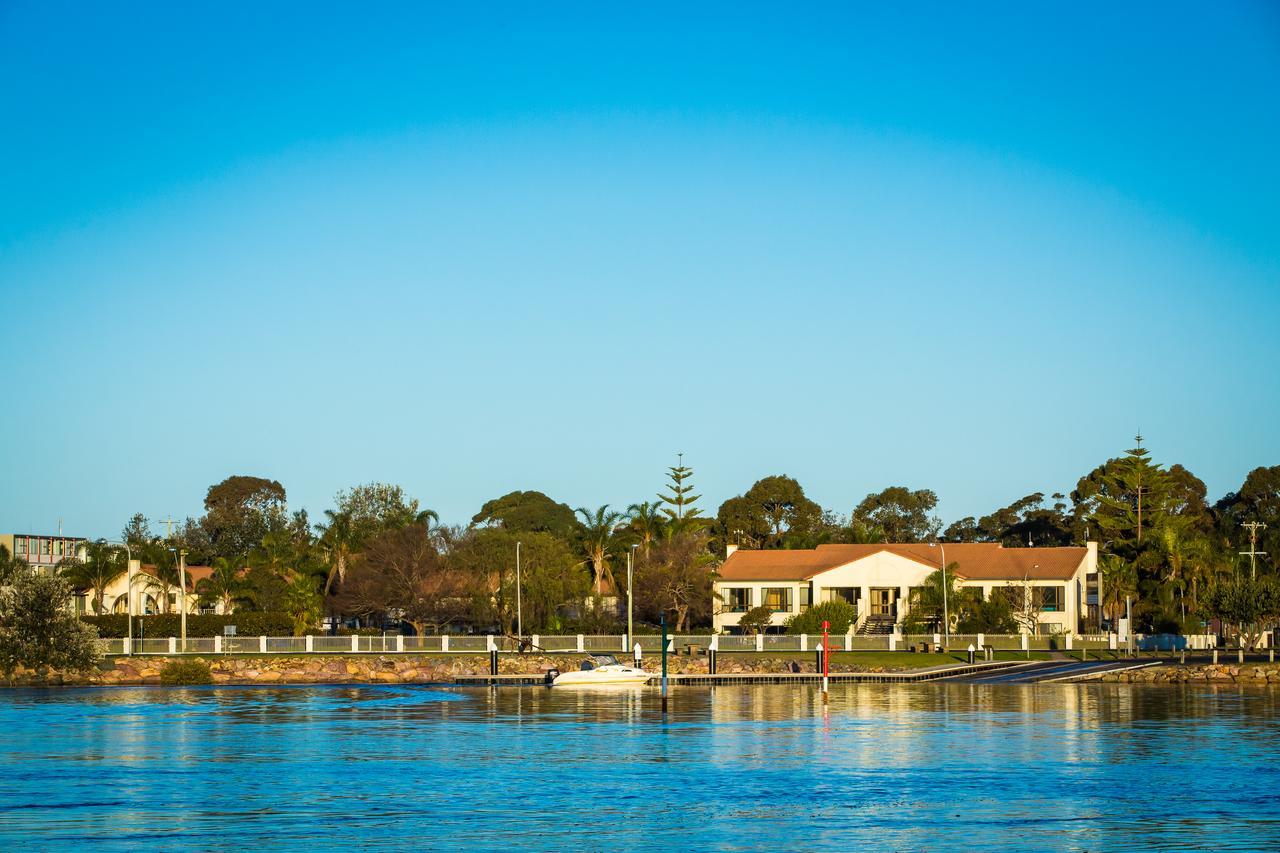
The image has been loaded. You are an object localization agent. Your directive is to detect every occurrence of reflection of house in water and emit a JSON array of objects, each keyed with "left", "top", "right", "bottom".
[{"left": 714, "top": 542, "right": 1100, "bottom": 635}]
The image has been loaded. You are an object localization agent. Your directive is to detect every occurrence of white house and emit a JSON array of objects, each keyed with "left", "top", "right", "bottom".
[{"left": 713, "top": 541, "right": 1099, "bottom": 635}]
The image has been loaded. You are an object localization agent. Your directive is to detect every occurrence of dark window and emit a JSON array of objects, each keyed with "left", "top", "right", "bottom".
[{"left": 725, "top": 588, "right": 752, "bottom": 613}]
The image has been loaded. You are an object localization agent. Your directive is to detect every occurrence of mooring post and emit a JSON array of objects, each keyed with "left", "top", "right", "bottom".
[
  {"left": 708, "top": 647, "right": 716, "bottom": 675},
  {"left": 821, "top": 620, "right": 830, "bottom": 702},
  {"left": 489, "top": 648, "right": 498, "bottom": 679}
]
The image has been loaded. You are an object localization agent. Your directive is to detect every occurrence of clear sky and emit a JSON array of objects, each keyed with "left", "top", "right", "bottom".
[{"left": 2, "top": 2, "right": 1278, "bottom": 539}]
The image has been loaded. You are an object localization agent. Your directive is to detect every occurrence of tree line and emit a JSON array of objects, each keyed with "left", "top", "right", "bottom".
[{"left": 50, "top": 439, "right": 1280, "bottom": 639}]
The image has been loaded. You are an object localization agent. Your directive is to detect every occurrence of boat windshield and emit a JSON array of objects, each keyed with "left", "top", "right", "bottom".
[{"left": 590, "top": 654, "right": 620, "bottom": 667}]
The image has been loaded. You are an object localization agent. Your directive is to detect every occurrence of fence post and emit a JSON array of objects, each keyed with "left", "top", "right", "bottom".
[
  {"left": 442, "top": 635, "right": 450, "bottom": 652},
  {"left": 396, "top": 635, "right": 404, "bottom": 653},
  {"left": 488, "top": 634, "right": 497, "bottom": 653},
  {"left": 531, "top": 634, "right": 540, "bottom": 649},
  {"left": 709, "top": 634, "right": 719, "bottom": 651},
  {"left": 1109, "top": 632, "right": 1117, "bottom": 650},
  {"left": 168, "top": 637, "right": 176, "bottom": 655},
  {"left": 1066, "top": 634, "right": 1073, "bottom": 651},
  {"left": 622, "top": 634, "right": 629, "bottom": 653},
  {"left": 577, "top": 634, "right": 585, "bottom": 653},
  {"left": 122, "top": 637, "right": 132, "bottom": 655},
  {"left": 755, "top": 634, "right": 763, "bottom": 653},
  {"left": 1021, "top": 633, "right": 1029, "bottom": 652},
  {"left": 845, "top": 628, "right": 854, "bottom": 651},
  {"left": 214, "top": 635, "right": 222, "bottom": 654},
  {"left": 800, "top": 633, "right": 808, "bottom": 652},
  {"left": 889, "top": 634, "right": 896, "bottom": 651},
  {"left": 977, "top": 632, "right": 985, "bottom": 650},
  {"left": 260, "top": 635, "right": 267, "bottom": 653},
  {"left": 305, "top": 635, "right": 314, "bottom": 653},
  {"left": 933, "top": 633, "right": 941, "bottom": 648}
]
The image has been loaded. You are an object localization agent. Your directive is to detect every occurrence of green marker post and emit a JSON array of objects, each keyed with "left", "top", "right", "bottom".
[{"left": 660, "top": 612, "right": 668, "bottom": 715}]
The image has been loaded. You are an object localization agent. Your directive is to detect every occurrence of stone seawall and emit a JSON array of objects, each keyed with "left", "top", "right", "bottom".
[
  {"left": 1097, "top": 663, "right": 1280, "bottom": 684},
  {"left": 8, "top": 653, "right": 903, "bottom": 687}
]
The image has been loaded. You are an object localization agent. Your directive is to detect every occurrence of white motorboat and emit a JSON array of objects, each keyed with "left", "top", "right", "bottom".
[{"left": 548, "top": 654, "right": 651, "bottom": 686}]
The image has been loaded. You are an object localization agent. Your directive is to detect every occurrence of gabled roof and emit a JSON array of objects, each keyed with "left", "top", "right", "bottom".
[{"left": 716, "top": 543, "right": 1089, "bottom": 582}]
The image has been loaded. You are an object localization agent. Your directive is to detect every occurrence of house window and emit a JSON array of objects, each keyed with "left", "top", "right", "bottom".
[
  {"left": 725, "top": 588, "right": 752, "bottom": 613},
  {"left": 799, "top": 586, "right": 812, "bottom": 609},
  {"left": 1038, "top": 586, "right": 1065, "bottom": 613},
  {"left": 42, "top": 538, "right": 53, "bottom": 556},
  {"left": 54, "top": 540, "right": 64, "bottom": 556},
  {"left": 763, "top": 587, "right": 792, "bottom": 613},
  {"left": 825, "top": 587, "right": 859, "bottom": 606},
  {"left": 14, "top": 538, "right": 26, "bottom": 555}
]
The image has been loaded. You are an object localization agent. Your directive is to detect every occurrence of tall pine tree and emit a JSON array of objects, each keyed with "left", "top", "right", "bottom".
[{"left": 658, "top": 454, "right": 704, "bottom": 532}]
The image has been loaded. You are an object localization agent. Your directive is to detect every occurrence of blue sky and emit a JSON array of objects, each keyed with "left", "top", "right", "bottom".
[{"left": 2, "top": 2, "right": 1278, "bottom": 539}]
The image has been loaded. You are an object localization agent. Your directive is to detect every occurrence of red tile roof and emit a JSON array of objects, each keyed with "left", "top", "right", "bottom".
[{"left": 717, "top": 543, "right": 1088, "bottom": 582}]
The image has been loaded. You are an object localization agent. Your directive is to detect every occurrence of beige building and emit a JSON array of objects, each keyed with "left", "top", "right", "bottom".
[
  {"left": 713, "top": 541, "right": 1098, "bottom": 635},
  {"left": 74, "top": 561, "right": 215, "bottom": 616}
]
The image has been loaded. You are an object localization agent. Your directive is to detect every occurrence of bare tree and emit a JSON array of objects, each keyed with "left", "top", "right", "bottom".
[{"left": 338, "top": 525, "right": 472, "bottom": 635}]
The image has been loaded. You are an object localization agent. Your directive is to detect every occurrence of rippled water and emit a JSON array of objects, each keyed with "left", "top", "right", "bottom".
[{"left": 2, "top": 683, "right": 1278, "bottom": 851}]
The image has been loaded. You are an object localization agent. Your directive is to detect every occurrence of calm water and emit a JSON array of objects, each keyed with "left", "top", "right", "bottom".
[{"left": 2, "top": 683, "right": 1278, "bottom": 851}]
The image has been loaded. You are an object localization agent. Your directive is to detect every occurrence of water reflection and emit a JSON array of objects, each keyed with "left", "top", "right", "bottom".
[{"left": 0, "top": 683, "right": 1277, "bottom": 851}]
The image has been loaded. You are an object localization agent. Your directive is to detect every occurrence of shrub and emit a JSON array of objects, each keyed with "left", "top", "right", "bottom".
[
  {"left": 336, "top": 627, "right": 383, "bottom": 636},
  {"left": 738, "top": 605, "right": 776, "bottom": 635},
  {"left": 785, "top": 600, "right": 858, "bottom": 635},
  {"left": 159, "top": 659, "right": 212, "bottom": 685},
  {"left": 82, "top": 612, "right": 294, "bottom": 638}
]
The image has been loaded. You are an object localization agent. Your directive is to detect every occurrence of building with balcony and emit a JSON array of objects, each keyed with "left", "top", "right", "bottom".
[
  {"left": 0, "top": 532, "right": 87, "bottom": 574},
  {"left": 713, "top": 541, "right": 1098, "bottom": 635}
]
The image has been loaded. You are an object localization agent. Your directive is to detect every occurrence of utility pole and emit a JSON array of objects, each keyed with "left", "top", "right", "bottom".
[
  {"left": 155, "top": 515, "right": 178, "bottom": 540},
  {"left": 1240, "top": 521, "right": 1267, "bottom": 580}
]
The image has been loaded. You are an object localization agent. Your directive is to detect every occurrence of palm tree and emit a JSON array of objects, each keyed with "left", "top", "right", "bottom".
[
  {"left": 1099, "top": 553, "right": 1137, "bottom": 626},
  {"left": 625, "top": 502, "right": 666, "bottom": 558},
  {"left": 61, "top": 541, "right": 124, "bottom": 614},
  {"left": 576, "top": 505, "right": 623, "bottom": 597},
  {"left": 317, "top": 509, "right": 355, "bottom": 597},
  {"left": 197, "top": 557, "right": 243, "bottom": 614}
]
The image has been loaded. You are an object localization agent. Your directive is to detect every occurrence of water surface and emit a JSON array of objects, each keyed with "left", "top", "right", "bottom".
[{"left": 2, "top": 683, "right": 1277, "bottom": 851}]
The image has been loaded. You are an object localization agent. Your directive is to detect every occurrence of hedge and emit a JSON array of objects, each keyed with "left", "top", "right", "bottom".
[{"left": 82, "top": 612, "right": 294, "bottom": 638}]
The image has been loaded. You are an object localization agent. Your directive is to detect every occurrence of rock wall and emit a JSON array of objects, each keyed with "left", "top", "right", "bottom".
[
  {"left": 1097, "top": 663, "right": 1280, "bottom": 683},
  {"left": 9, "top": 652, "right": 903, "bottom": 686}
]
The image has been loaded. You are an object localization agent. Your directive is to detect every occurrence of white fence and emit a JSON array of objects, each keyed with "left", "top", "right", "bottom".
[{"left": 94, "top": 631, "right": 1231, "bottom": 656}]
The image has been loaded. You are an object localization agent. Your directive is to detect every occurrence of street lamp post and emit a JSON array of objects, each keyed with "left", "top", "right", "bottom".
[
  {"left": 515, "top": 541, "right": 522, "bottom": 641},
  {"left": 930, "top": 542, "right": 949, "bottom": 648},
  {"left": 628, "top": 544, "right": 638, "bottom": 646}
]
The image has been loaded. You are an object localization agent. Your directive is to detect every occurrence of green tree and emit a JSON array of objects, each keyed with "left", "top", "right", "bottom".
[
  {"left": 317, "top": 509, "right": 356, "bottom": 598},
  {"left": 623, "top": 501, "right": 667, "bottom": 558},
  {"left": 121, "top": 513, "right": 153, "bottom": 546},
  {"left": 1073, "top": 436, "right": 1170, "bottom": 552},
  {"left": 576, "top": 505, "right": 623, "bottom": 597},
  {"left": 199, "top": 475, "right": 289, "bottom": 560},
  {"left": 716, "top": 475, "right": 824, "bottom": 550},
  {"left": 905, "top": 568, "right": 967, "bottom": 633},
  {"left": 851, "top": 486, "right": 941, "bottom": 542},
  {"left": 1216, "top": 465, "right": 1280, "bottom": 576},
  {"left": 332, "top": 482, "right": 425, "bottom": 541},
  {"left": 282, "top": 574, "right": 323, "bottom": 636},
  {"left": 197, "top": 556, "right": 243, "bottom": 613},
  {"left": 0, "top": 556, "right": 101, "bottom": 678},
  {"left": 1200, "top": 574, "right": 1280, "bottom": 649},
  {"left": 658, "top": 455, "right": 704, "bottom": 531},
  {"left": 1098, "top": 553, "right": 1137, "bottom": 627},
  {"left": 471, "top": 490, "right": 581, "bottom": 540},
  {"left": 634, "top": 528, "right": 715, "bottom": 631},
  {"left": 446, "top": 528, "right": 585, "bottom": 634},
  {"left": 956, "top": 595, "right": 1017, "bottom": 633}
]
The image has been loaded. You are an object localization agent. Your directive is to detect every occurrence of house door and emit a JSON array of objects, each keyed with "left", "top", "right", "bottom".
[{"left": 870, "top": 588, "right": 897, "bottom": 619}]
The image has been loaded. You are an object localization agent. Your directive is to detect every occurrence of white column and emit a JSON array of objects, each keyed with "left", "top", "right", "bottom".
[
  {"left": 213, "top": 635, "right": 222, "bottom": 654},
  {"left": 709, "top": 634, "right": 719, "bottom": 651},
  {"left": 305, "top": 635, "right": 315, "bottom": 653},
  {"left": 168, "top": 637, "right": 177, "bottom": 654},
  {"left": 442, "top": 635, "right": 450, "bottom": 652},
  {"left": 1065, "top": 634, "right": 1073, "bottom": 650},
  {"left": 259, "top": 635, "right": 267, "bottom": 653},
  {"left": 800, "top": 634, "right": 808, "bottom": 652},
  {"left": 1021, "top": 633, "right": 1029, "bottom": 651},
  {"left": 122, "top": 637, "right": 132, "bottom": 655},
  {"left": 755, "top": 634, "right": 764, "bottom": 652},
  {"left": 889, "top": 634, "right": 896, "bottom": 651},
  {"left": 531, "top": 634, "right": 540, "bottom": 649},
  {"left": 576, "top": 634, "right": 585, "bottom": 653},
  {"left": 622, "top": 634, "right": 629, "bottom": 652},
  {"left": 845, "top": 628, "right": 854, "bottom": 650},
  {"left": 396, "top": 635, "right": 404, "bottom": 653},
  {"left": 976, "top": 632, "right": 985, "bottom": 649}
]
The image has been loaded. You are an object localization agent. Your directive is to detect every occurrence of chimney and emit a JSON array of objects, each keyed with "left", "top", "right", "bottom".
[{"left": 725, "top": 543, "right": 739, "bottom": 558}]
